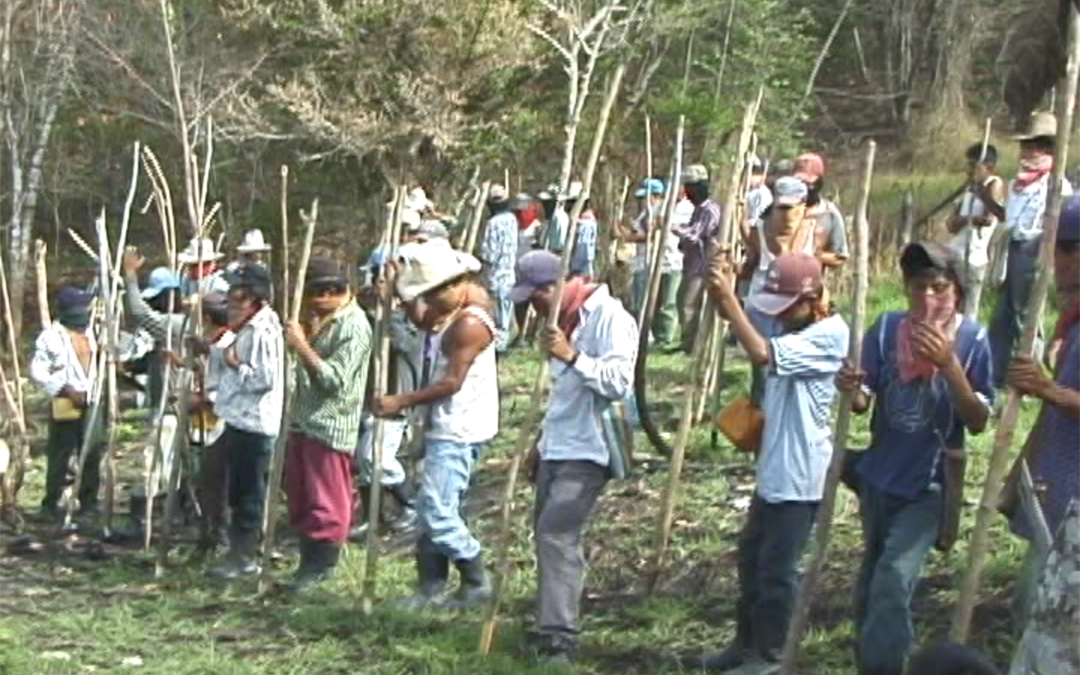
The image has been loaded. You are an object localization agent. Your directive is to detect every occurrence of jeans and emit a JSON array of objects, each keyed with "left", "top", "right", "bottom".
[
  {"left": 492, "top": 292, "right": 514, "bottom": 353},
  {"left": 534, "top": 460, "right": 608, "bottom": 649},
  {"left": 223, "top": 425, "right": 274, "bottom": 537},
  {"left": 990, "top": 238, "right": 1042, "bottom": 388},
  {"left": 355, "top": 416, "right": 408, "bottom": 487},
  {"left": 632, "top": 270, "right": 681, "bottom": 345},
  {"left": 855, "top": 482, "right": 942, "bottom": 675},
  {"left": 677, "top": 274, "right": 706, "bottom": 354},
  {"left": 735, "top": 495, "right": 818, "bottom": 661},
  {"left": 417, "top": 438, "right": 483, "bottom": 561},
  {"left": 43, "top": 417, "right": 104, "bottom": 512}
]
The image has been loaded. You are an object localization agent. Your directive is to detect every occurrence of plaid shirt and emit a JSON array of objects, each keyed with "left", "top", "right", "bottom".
[
  {"left": 291, "top": 302, "right": 372, "bottom": 453},
  {"left": 480, "top": 211, "right": 518, "bottom": 294}
]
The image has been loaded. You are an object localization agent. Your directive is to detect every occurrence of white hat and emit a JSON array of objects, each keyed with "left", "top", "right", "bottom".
[
  {"left": 406, "top": 187, "right": 434, "bottom": 213},
  {"left": 401, "top": 208, "right": 423, "bottom": 231},
  {"left": 566, "top": 181, "right": 584, "bottom": 200},
  {"left": 236, "top": 229, "right": 271, "bottom": 253},
  {"left": 394, "top": 239, "right": 482, "bottom": 302},
  {"left": 177, "top": 237, "right": 224, "bottom": 264}
]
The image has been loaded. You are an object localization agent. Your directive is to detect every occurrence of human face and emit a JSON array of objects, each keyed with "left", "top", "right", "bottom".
[
  {"left": 226, "top": 288, "right": 255, "bottom": 324},
  {"left": 529, "top": 284, "right": 556, "bottom": 317},
  {"left": 1055, "top": 241, "right": 1080, "bottom": 306},
  {"left": 905, "top": 271, "right": 958, "bottom": 321},
  {"left": 307, "top": 283, "right": 348, "bottom": 316},
  {"left": 778, "top": 297, "right": 815, "bottom": 332}
]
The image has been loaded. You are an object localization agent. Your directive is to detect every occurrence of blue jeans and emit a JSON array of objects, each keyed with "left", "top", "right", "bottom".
[
  {"left": 492, "top": 293, "right": 514, "bottom": 353},
  {"left": 990, "top": 238, "right": 1042, "bottom": 388},
  {"left": 855, "top": 482, "right": 942, "bottom": 675},
  {"left": 222, "top": 425, "right": 274, "bottom": 537},
  {"left": 417, "top": 438, "right": 483, "bottom": 561}
]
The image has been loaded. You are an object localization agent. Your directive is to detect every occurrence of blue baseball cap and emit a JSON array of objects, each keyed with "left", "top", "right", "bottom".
[
  {"left": 634, "top": 178, "right": 666, "bottom": 199},
  {"left": 56, "top": 285, "right": 95, "bottom": 312},
  {"left": 141, "top": 267, "right": 182, "bottom": 300},
  {"left": 510, "top": 250, "right": 561, "bottom": 303},
  {"left": 1059, "top": 194, "right": 1080, "bottom": 244}
]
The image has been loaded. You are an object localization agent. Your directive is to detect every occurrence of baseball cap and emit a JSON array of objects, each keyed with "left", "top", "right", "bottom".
[
  {"left": 900, "top": 242, "right": 963, "bottom": 281},
  {"left": 681, "top": 164, "right": 709, "bottom": 184},
  {"left": 793, "top": 153, "right": 826, "bottom": 182},
  {"left": 1059, "top": 194, "right": 1080, "bottom": 244},
  {"left": 226, "top": 262, "right": 272, "bottom": 298},
  {"left": 747, "top": 253, "right": 823, "bottom": 316},
  {"left": 774, "top": 176, "right": 809, "bottom": 206},
  {"left": 141, "top": 267, "right": 182, "bottom": 300},
  {"left": 509, "top": 250, "right": 561, "bottom": 303},
  {"left": 56, "top": 285, "right": 95, "bottom": 312},
  {"left": 634, "top": 178, "right": 666, "bottom": 199},
  {"left": 307, "top": 257, "right": 347, "bottom": 288}
]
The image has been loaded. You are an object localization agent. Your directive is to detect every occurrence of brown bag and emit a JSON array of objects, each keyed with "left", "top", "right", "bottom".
[
  {"left": 935, "top": 450, "right": 967, "bottom": 552},
  {"left": 716, "top": 396, "right": 765, "bottom": 454}
]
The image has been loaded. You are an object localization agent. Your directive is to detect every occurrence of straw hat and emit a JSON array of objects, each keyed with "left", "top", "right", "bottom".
[
  {"left": 1012, "top": 111, "right": 1057, "bottom": 141},
  {"left": 236, "top": 229, "right": 271, "bottom": 253},
  {"left": 177, "top": 238, "right": 224, "bottom": 264},
  {"left": 394, "top": 239, "right": 481, "bottom": 302}
]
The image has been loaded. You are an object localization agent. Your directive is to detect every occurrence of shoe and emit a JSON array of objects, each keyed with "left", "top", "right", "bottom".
[
  {"left": 435, "top": 554, "right": 491, "bottom": 610},
  {"left": 347, "top": 522, "right": 371, "bottom": 544},
  {"left": 698, "top": 644, "right": 750, "bottom": 672},
  {"left": 388, "top": 507, "right": 417, "bottom": 534},
  {"left": 210, "top": 528, "right": 261, "bottom": 580},
  {"left": 287, "top": 538, "right": 340, "bottom": 594}
]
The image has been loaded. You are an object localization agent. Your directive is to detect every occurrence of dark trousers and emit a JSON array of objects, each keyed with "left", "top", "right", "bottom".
[
  {"left": 990, "top": 238, "right": 1041, "bottom": 388},
  {"left": 735, "top": 495, "right": 818, "bottom": 661},
  {"left": 222, "top": 425, "right": 274, "bottom": 538},
  {"left": 855, "top": 483, "right": 941, "bottom": 675},
  {"left": 677, "top": 274, "right": 706, "bottom": 354},
  {"left": 533, "top": 460, "right": 608, "bottom": 652},
  {"left": 43, "top": 418, "right": 103, "bottom": 512},
  {"left": 197, "top": 434, "right": 229, "bottom": 543}
]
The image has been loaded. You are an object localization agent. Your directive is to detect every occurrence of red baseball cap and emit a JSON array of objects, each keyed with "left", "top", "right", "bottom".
[
  {"left": 793, "top": 153, "right": 826, "bottom": 182},
  {"left": 747, "top": 253, "right": 823, "bottom": 316}
]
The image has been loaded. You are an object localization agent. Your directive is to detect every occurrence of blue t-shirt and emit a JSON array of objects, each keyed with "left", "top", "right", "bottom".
[{"left": 857, "top": 311, "right": 995, "bottom": 500}]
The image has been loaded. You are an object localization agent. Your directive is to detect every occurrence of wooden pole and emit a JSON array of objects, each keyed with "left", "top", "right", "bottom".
[
  {"left": 0, "top": 212, "right": 28, "bottom": 505},
  {"left": 647, "top": 87, "right": 764, "bottom": 593},
  {"left": 951, "top": 3, "right": 1080, "bottom": 642},
  {"left": 479, "top": 62, "right": 626, "bottom": 655},
  {"left": 34, "top": 241, "right": 50, "bottom": 328},
  {"left": 359, "top": 187, "right": 406, "bottom": 614},
  {"left": 259, "top": 198, "right": 318, "bottom": 593},
  {"left": 463, "top": 182, "right": 492, "bottom": 255},
  {"left": 280, "top": 166, "right": 290, "bottom": 320},
  {"left": 780, "top": 140, "right": 876, "bottom": 673},
  {"left": 639, "top": 118, "right": 684, "bottom": 328}
]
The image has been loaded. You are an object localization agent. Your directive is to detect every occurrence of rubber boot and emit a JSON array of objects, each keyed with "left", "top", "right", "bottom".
[
  {"left": 698, "top": 610, "right": 753, "bottom": 672},
  {"left": 210, "top": 528, "right": 261, "bottom": 580},
  {"left": 387, "top": 483, "right": 418, "bottom": 534},
  {"left": 393, "top": 546, "right": 451, "bottom": 611},
  {"left": 288, "top": 538, "right": 340, "bottom": 594},
  {"left": 348, "top": 486, "right": 373, "bottom": 544},
  {"left": 436, "top": 553, "right": 491, "bottom": 610}
]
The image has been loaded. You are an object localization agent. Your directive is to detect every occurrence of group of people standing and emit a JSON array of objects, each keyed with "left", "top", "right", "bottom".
[{"left": 25, "top": 109, "right": 1078, "bottom": 675}]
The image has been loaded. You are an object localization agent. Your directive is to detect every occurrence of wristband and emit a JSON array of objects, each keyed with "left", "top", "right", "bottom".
[{"left": 567, "top": 351, "right": 580, "bottom": 368}]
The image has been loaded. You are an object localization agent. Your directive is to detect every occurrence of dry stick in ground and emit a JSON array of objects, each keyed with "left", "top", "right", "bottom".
[
  {"left": 359, "top": 187, "right": 407, "bottom": 614},
  {"left": 0, "top": 240, "right": 29, "bottom": 509},
  {"left": 479, "top": 62, "right": 627, "bottom": 655},
  {"left": 259, "top": 198, "right": 319, "bottom": 593},
  {"left": 951, "top": 4, "right": 1080, "bottom": 643},
  {"left": 779, "top": 139, "right": 876, "bottom": 674},
  {"left": 35, "top": 241, "right": 50, "bottom": 328},
  {"left": 464, "top": 182, "right": 492, "bottom": 255},
  {"left": 647, "top": 87, "right": 764, "bottom": 595}
]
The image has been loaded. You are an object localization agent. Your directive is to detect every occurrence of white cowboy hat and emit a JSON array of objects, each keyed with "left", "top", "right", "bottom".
[
  {"left": 236, "top": 229, "right": 271, "bottom": 253},
  {"left": 177, "top": 237, "right": 224, "bottom": 264},
  {"left": 394, "top": 239, "right": 481, "bottom": 302},
  {"left": 401, "top": 208, "right": 423, "bottom": 231},
  {"left": 1012, "top": 111, "right": 1057, "bottom": 141}
]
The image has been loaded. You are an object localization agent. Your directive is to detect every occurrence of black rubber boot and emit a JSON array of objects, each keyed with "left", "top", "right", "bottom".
[
  {"left": 288, "top": 538, "right": 339, "bottom": 594},
  {"left": 210, "top": 528, "right": 261, "bottom": 580},
  {"left": 348, "top": 487, "right": 373, "bottom": 543},
  {"left": 387, "top": 483, "right": 418, "bottom": 533},
  {"left": 438, "top": 553, "right": 491, "bottom": 609},
  {"left": 393, "top": 545, "right": 450, "bottom": 611}
]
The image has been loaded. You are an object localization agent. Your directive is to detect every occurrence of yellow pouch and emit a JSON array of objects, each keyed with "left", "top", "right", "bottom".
[
  {"left": 716, "top": 396, "right": 764, "bottom": 454},
  {"left": 51, "top": 396, "right": 84, "bottom": 422}
]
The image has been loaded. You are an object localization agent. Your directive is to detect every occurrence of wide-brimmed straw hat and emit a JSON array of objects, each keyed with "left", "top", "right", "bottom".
[
  {"left": 1012, "top": 111, "right": 1057, "bottom": 141},
  {"left": 394, "top": 239, "right": 481, "bottom": 302},
  {"left": 236, "top": 229, "right": 271, "bottom": 253},
  {"left": 177, "top": 238, "right": 224, "bottom": 264}
]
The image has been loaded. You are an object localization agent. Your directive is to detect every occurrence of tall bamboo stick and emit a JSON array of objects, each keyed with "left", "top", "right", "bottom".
[
  {"left": 280, "top": 166, "right": 290, "bottom": 320},
  {"left": 34, "top": 241, "right": 50, "bottom": 329},
  {"left": 0, "top": 218, "right": 28, "bottom": 505},
  {"left": 464, "top": 182, "right": 492, "bottom": 255},
  {"left": 951, "top": 4, "right": 1080, "bottom": 642},
  {"left": 479, "top": 63, "right": 627, "bottom": 655},
  {"left": 639, "top": 118, "right": 684, "bottom": 328},
  {"left": 780, "top": 140, "right": 876, "bottom": 673},
  {"left": 359, "top": 187, "right": 406, "bottom": 614},
  {"left": 647, "top": 87, "right": 764, "bottom": 594},
  {"left": 259, "top": 198, "right": 319, "bottom": 593}
]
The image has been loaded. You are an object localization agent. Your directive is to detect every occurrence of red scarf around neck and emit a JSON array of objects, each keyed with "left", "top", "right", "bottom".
[
  {"left": 558, "top": 278, "right": 598, "bottom": 336},
  {"left": 1014, "top": 153, "right": 1053, "bottom": 192}
]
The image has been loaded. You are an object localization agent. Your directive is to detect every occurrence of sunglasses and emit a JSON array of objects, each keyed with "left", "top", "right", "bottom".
[{"left": 308, "top": 283, "right": 346, "bottom": 298}]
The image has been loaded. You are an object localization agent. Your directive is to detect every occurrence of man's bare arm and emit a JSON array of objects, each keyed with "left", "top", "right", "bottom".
[{"left": 396, "top": 314, "right": 492, "bottom": 408}]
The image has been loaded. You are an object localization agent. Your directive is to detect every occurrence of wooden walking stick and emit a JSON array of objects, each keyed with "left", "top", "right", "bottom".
[
  {"left": 463, "top": 182, "right": 492, "bottom": 255},
  {"left": 259, "top": 198, "right": 319, "bottom": 593},
  {"left": 780, "top": 139, "right": 876, "bottom": 673},
  {"left": 359, "top": 187, "right": 406, "bottom": 614},
  {"left": 280, "top": 166, "right": 290, "bottom": 319},
  {"left": 34, "top": 241, "right": 50, "bottom": 329},
  {"left": 639, "top": 117, "right": 684, "bottom": 328},
  {"left": 646, "top": 87, "right": 764, "bottom": 594},
  {"left": 479, "top": 62, "right": 626, "bottom": 655},
  {"left": 951, "top": 4, "right": 1080, "bottom": 643}
]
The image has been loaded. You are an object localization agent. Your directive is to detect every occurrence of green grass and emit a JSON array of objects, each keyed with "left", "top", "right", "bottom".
[{"left": 0, "top": 280, "right": 1043, "bottom": 675}]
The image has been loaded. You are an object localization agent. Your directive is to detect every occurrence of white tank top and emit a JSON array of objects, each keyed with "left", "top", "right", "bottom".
[
  {"left": 749, "top": 218, "right": 817, "bottom": 297},
  {"left": 425, "top": 305, "right": 499, "bottom": 444}
]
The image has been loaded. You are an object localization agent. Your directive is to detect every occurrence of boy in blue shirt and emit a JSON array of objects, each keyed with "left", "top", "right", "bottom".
[
  {"left": 702, "top": 252, "right": 849, "bottom": 674},
  {"left": 837, "top": 242, "right": 994, "bottom": 675}
]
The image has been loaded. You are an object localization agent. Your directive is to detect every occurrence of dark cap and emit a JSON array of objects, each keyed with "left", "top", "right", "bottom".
[
  {"left": 747, "top": 253, "right": 822, "bottom": 316},
  {"left": 226, "top": 262, "right": 272, "bottom": 300},
  {"left": 900, "top": 242, "right": 962, "bottom": 280},
  {"left": 56, "top": 285, "right": 95, "bottom": 312},
  {"left": 307, "top": 257, "right": 347, "bottom": 288},
  {"left": 1059, "top": 194, "right": 1080, "bottom": 244},
  {"left": 509, "top": 250, "right": 561, "bottom": 303}
]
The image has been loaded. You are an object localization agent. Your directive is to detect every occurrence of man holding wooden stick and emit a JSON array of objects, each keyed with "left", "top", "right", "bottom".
[
  {"left": 701, "top": 253, "right": 847, "bottom": 674},
  {"left": 946, "top": 144, "right": 1006, "bottom": 317},
  {"left": 835, "top": 243, "right": 994, "bottom": 675},
  {"left": 283, "top": 257, "right": 371, "bottom": 593},
  {"left": 1004, "top": 195, "right": 1080, "bottom": 629},
  {"left": 30, "top": 286, "right": 102, "bottom": 519},
  {"left": 511, "top": 250, "right": 638, "bottom": 665},
  {"left": 674, "top": 165, "right": 722, "bottom": 355},
  {"left": 374, "top": 239, "right": 498, "bottom": 610},
  {"left": 207, "top": 263, "right": 285, "bottom": 580},
  {"left": 478, "top": 184, "right": 519, "bottom": 353}
]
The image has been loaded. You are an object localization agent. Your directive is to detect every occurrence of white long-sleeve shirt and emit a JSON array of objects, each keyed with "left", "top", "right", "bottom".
[
  {"left": 540, "top": 285, "right": 639, "bottom": 465},
  {"left": 30, "top": 323, "right": 98, "bottom": 400},
  {"left": 213, "top": 305, "right": 285, "bottom": 437}
]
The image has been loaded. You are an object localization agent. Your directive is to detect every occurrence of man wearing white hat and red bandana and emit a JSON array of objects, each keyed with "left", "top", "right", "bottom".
[
  {"left": 373, "top": 238, "right": 498, "bottom": 610},
  {"left": 701, "top": 252, "right": 848, "bottom": 674},
  {"left": 233, "top": 229, "right": 271, "bottom": 267},
  {"left": 178, "top": 237, "right": 229, "bottom": 297},
  {"left": 510, "top": 250, "right": 638, "bottom": 664},
  {"left": 479, "top": 184, "right": 518, "bottom": 352}
]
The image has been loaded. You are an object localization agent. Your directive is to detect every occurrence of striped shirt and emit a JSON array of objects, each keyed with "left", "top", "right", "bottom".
[
  {"left": 290, "top": 302, "right": 372, "bottom": 453},
  {"left": 479, "top": 211, "right": 519, "bottom": 295},
  {"left": 570, "top": 212, "right": 598, "bottom": 278},
  {"left": 674, "top": 198, "right": 722, "bottom": 277},
  {"left": 756, "top": 313, "right": 848, "bottom": 503},
  {"left": 214, "top": 305, "right": 285, "bottom": 437}
]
